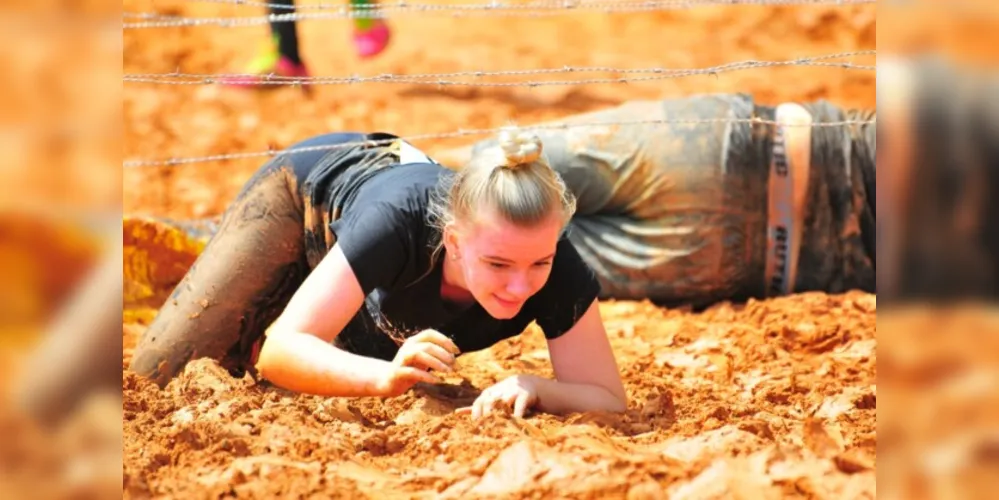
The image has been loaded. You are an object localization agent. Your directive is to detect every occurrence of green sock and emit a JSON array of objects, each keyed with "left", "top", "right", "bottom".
[{"left": 245, "top": 34, "right": 281, "bottom": 73}]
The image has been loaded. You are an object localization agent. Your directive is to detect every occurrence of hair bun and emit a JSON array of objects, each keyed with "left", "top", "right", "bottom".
[{"left": 497, "top": 127, "right": 543, "bottom": 168}]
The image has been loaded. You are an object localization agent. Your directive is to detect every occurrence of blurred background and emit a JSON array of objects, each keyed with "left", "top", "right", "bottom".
[{"left": 0, "top": 0, "right": 121, "bottom": 498}]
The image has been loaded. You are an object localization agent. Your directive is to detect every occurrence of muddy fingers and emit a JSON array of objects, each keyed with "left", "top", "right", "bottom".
[{"left": 392, "top": 329, "right": 460, "bottom": 374}]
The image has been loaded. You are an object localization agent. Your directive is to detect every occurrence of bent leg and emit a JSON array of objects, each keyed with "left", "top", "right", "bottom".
[
  {"left": 469, "top": 95, "right": 768, "bottom": 306},
  {"left": 452, "top": 94, "right": 881, "bottom": 306},
  {"left": 128, "top": 159, "right": 310, "bottom": 388},
  {"left": 269, "top": 0, "right": 302, "bottom": 65}
]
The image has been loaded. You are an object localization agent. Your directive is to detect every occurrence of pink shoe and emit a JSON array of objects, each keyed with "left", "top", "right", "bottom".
[
  {"left": 220, "top": 55, "right": 310, "bottom": 88},
  {"left": 353, "top": 20, "right": 391, "bottom": 59}
]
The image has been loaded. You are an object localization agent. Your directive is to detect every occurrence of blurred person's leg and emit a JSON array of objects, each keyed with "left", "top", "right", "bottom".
[
  {"left": 220, "top": 0, "right": 310, "bottom": 88},
  {"left": 272, "top": 0, "right": 305, "bottom": 68}
]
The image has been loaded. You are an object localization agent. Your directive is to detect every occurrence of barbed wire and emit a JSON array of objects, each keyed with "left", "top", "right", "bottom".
[
  {"left": 124, "top": 51, "right": 874, "bottom": 86},
  {"left": 123, "top": 0, "right": 875, "bottom": 28},
  {"left": 123, "top": 116, "right": 875, "bottom": 168},
  {"left": 190, "top": 0, "right": 872, "bottom": 10}
]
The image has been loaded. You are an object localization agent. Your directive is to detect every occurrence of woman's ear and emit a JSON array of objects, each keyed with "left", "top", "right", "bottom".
[{"left": 443, "top": 224, "right": 461, "bottom": 260}]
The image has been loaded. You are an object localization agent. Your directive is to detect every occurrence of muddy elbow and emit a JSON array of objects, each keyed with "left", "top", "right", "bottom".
[{"left": 253, "top": 339, "right": 280, "bottom": 382}]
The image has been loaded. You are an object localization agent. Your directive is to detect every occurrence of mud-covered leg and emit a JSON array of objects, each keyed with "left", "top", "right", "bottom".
[{"left": 128, "top": 161, "right": 310, "bottom": 388}]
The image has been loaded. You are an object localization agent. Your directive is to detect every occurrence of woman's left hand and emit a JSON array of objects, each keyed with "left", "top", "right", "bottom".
[{"left": 456, "top": 374, "right": 541, "bottom": 420}]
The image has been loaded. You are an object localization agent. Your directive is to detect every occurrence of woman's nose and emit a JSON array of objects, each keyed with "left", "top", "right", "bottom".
[{"left": 505, "top": 272, "right": 532, "bottom": 296}]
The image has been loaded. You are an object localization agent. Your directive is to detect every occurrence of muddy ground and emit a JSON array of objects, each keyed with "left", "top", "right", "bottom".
[
  {"left": 123, "top": 292, "right": 876, "bottom": 498},
  {"left": 120, "top": 1, "right": 877, "bottom": 498}
]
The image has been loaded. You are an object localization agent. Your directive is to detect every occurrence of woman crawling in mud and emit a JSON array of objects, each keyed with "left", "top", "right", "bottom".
[
  {"left": 130, "top": 127, "right": 629, "bottom": 420},
  {"left": 129, "top": 92, "right": 877, "bottom": 420}
]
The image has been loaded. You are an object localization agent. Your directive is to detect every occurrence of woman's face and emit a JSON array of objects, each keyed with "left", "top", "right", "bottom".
[{"left": 447, "top": 208, "right": 563, "bottom": 319}]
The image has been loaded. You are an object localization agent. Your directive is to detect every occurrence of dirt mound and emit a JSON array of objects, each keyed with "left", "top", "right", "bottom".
[{"left": 124, "top": 293, "right": 876, "bottom": 498}]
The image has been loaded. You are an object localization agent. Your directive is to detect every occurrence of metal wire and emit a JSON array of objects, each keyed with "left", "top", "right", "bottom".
[
  {"left": 124, "top": 51, "right": 875, "bottom": 86},
  {"left": 123, "top": 116, "right": 875, "bottom": 168},
  {"left": 124, "top": 0, "right": 876, "bottom": 28}
]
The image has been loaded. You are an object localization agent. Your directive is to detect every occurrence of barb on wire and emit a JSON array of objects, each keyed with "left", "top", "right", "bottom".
[
  {"left": 123, "top": 0, "right": 875, "bottom": 29},
  {"left": 124, "top": 51, "right": 875, "bottom": 86},
  {"left": 123, "top": 12, "right": 183, "bottom": 20},
  {"left": 123, "top": 116, "right": 875, "bottom": 169}
]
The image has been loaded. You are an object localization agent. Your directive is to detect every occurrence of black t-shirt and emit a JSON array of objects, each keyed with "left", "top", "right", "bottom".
[{"left": 326, "top": 161, "right": 602, "bottom": 361}]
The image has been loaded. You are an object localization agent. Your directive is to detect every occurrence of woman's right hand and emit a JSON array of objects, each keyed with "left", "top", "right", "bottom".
[{"left": 376, "top": 329, "right": 461, "bottom": 397}]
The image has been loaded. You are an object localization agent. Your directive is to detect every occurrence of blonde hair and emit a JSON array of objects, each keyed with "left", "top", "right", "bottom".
[{"left": 428, "top": 127, "right": 576, "bottom": 261}]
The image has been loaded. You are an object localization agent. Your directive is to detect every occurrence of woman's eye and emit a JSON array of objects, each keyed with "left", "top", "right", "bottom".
[
  {"left": 534, "top": 262, "right": 552, "bottom": 268},
  {"left": 487, "top": 262, "right": 509, "bottom": 269}
]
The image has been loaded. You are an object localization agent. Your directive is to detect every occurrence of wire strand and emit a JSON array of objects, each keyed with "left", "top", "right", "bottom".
[
  {"left": 124, "top": 51, "right": 875, "bottom": 86},
  {"left": 123, "top": 116, "right": 876, "bottom": 168},
  {"left": 124, "top": 0, "right": 875, "bottom": 28}
]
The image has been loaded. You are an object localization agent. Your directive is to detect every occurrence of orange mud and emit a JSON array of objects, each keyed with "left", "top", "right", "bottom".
[
  {"left": 125, "top": 293, "right": 876, "bottom": 498},
  {"left": 123, "top": 1, "right": 879, "bottom": 498}
]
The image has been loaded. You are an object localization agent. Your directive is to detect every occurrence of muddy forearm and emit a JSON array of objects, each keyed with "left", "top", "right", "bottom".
[
  {"left": 532, "top": 376, "right": 627, "bottom": 414},
  {"left": 255, "top": 331, "right": 393, "bottom": 397}
]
